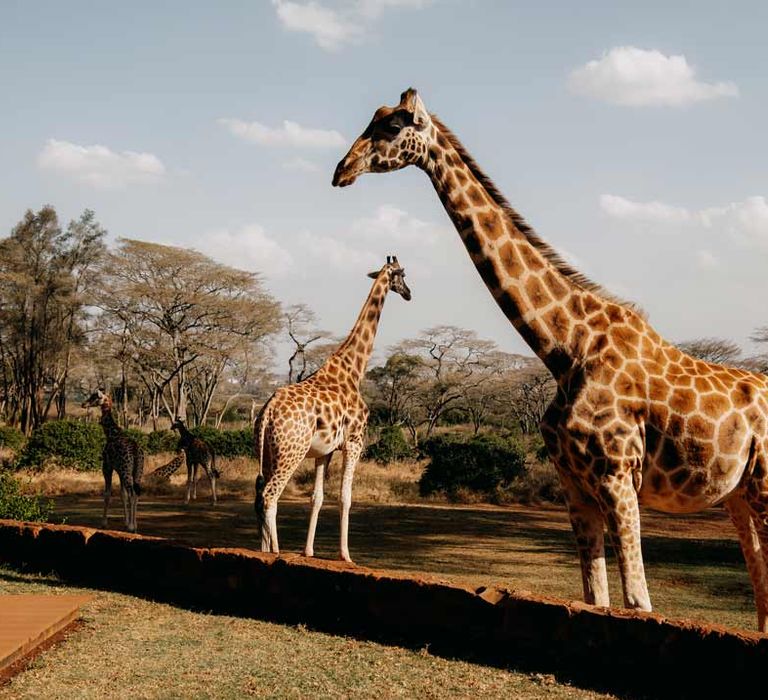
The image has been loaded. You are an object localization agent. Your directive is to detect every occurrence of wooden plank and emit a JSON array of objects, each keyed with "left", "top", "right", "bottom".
[{"left": 0, "top": 594, "right": 91, "bottom": 673}]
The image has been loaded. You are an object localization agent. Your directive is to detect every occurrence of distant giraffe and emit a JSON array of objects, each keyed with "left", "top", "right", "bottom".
[
  {"left": 171, "top": 419, "right": 220, "bottom": 505},
  {"left": 82, "top": 389, "right": 144, "bottom": 533},
  {"left": 333, "top": 88, "right": 768, "bottom": 631},
  {"left": 146, "top": 451, "right": 186, "bottom": 483},
  {"left": 255, "top": 257, "right": 411, "bottom": 562}
]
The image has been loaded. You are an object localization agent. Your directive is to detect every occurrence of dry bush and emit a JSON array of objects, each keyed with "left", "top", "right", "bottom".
[{"left": 495, "top": 460, "right": 563, "bottom": 505}]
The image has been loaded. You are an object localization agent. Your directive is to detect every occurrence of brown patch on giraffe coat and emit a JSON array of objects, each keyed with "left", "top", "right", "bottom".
[
  {"left": 602, "top": 348, "right": 624, "bottom": 371},
  {"left": 687, "top": 414, "right": 715, "bottom": 441},
  {"left": 648, "top": 376, "right": 670, "bottom": 403},
  {"left": 718, "top": 413, "right": 746, "bottom": 454},
  {"left": 544, "top": 306, "right": 571, "bottom": 344},
  {"left": 467, "top": 185, "right": 486, "bottom": 206},
  {"left": 700, "top": 392, "right": 730, "bottom": 419},
  {"left": 615, "top": 372, "right": 644, "bottom": 399},
  {"left": 732, "top": 381, "right": 755, "bottom": 409},
  {"left": 566, "top": 293, "right": 586, "bottom": 318},
  {"left": 544, "top": 271, "right": 569, "bottom": 301},
  {"left": 525, "top": 276, "right": 552, "bottom": 309},
  {"left": 463, "top": 229, "right": 483, "bottom": 256},
  {"left": 455, "top": 169, "right": 468, "bottom": 185},
  {"left": 478, "top": 210, "right": 505, "bottom": 240},
  {"left": 588, "top": 313, "right": 610, "bottom": 333},
  {"left": 609, "top": 326, "right": 640, "bottom": 357},
  {"left": 477, "top": 258, "right": 502, "bottom": 293},
  {"left": 669, "top": 388, "right": 697, "bottom": 415},
  {"left": 498, "top": 241, "right": 523, "bottom": 277},
  {"left": 520, "top": 245, "right": 545, "bottom": 272},
  {"left": 694, "top": 376, "right": 713, "bottom": 392}
]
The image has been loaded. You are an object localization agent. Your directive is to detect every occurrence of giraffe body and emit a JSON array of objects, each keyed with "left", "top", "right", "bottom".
[
  {"left": 333, "top": 89, "right": 768, "bottom": 630},
  {"left": 146, "top": 451, "right": 186, "bottom": 482},
  {"left": 171, "top": 420, "right": 219, "bottom": 505},
  {"left": 82, "top": 390, "right": 144, "bottom": 533},
  {"left": 254, "top": 259, "right": 411, "bottom": 562}
]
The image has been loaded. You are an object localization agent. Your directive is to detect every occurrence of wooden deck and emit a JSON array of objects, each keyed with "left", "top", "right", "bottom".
[{"left": 0, "top": 595, "right": 91, "bottom": 678}]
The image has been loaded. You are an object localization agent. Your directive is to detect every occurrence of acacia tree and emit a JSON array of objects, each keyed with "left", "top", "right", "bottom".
[
  {"left": 501, "top": 362, "right": 556, "bottom": 435},
  {"left": 94, "top": 239, "right": 281, "bottom": 426},
  {"left": 400, "top": 325, "right": 499, "bottom": 438},
  {"left": 284, "top": 304, "right": 330, "bottom": 383},
  {"left": 0, "top": 206, "right": 106, "bottom": 432}
]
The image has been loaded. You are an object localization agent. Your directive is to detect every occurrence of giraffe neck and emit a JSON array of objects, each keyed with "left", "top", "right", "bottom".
[
  {"left": 329, "top": 275, "right": 388, "bottom": 386},
  {"left": 177, "top": 424, "right": 193, "bottom": 446},
  {"left": 100, "top": 404, "right": 122, "bottom": 440},
  {"left": 421, "top": 119, "right": 597, "bottom": 376}
]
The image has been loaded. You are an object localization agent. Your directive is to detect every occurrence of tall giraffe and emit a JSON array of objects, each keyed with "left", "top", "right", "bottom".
[
  {"left": 255, "top": 257, "right": 411, "bottom": 562},
  {"left": 333, "top": 88, "right": 768, "bottom": 631},
  {"left": 82, "top": 389, "right": 144, "bottom": 533}
]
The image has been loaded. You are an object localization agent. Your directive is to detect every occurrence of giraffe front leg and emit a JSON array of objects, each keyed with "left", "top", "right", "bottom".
[
  {"left": 339, "top": 440, "right": 363, "bottom": 563},
  {"left": 725, "top": 493, "right": 768, "bottom": 632},
  {"left": 102, "top": 465, "right": 113, "bottom": 529},
  {"left": 598, "top": 470, "right": 652, "bottom": 611},
  {"left": 560, "top": 473, "right": 610, "bottom": 607},
  {"left": 192, "top": 463, "right": 199, "bottom": 500},
  {"left": 304, "top": 454, "right": 331, "bottom": 557},
  {"left": 206, "top": 459, "right": 218, "bottom": 506}
]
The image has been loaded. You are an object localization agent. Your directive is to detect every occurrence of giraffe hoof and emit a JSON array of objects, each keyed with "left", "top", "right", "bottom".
[{"left": 302, "top": 550, "right": 314, "bottom": 558}]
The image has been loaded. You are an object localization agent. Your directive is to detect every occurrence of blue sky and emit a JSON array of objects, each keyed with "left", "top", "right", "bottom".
[{"left": 2, "top": 0, "right": 767, "bottom": 366}]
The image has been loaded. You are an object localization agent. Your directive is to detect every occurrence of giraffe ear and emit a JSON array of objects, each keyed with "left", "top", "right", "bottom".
[{"left": 367, "top": 271, "right": 379, "bottom": 279}]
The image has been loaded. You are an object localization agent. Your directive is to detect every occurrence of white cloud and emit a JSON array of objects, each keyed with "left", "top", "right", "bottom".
[
  {"left": 297, "top": 230, "right": 380, "bottom": 270},
  {"left": 569, "top": 47, "right": 738, "bottom": 107},
  {"left": 696, "top": 250, "right": 719, "bottom": 269},
  {"left": 599, "top": 194, "right": 691, "bottom": 224},
  {"left": 38, "top": 139, "right": 166, "bottom": 189},
  {"left": 272, "top": 1, "right": 363, "bottom": 51},
  {"left": 349, "top": 204, "right": 444, "bottom": 244},
  {"left": 218, "top": 117, "right": 345, "bottom": 149},
  {"left": 271, "top": 0, "right": 431, "bottom": 51},
  {"left": 283, "top": 157, "right": 321, "bottom": 173},
  {"left": 195, "top": 225, "right": 294, "bottom": 276},
  {"left": 601, "top": 194, "right": 768, "bottom": 246}
]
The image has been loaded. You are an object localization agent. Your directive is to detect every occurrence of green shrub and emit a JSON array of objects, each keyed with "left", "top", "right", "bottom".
[
  {"left": 147, "top": 430, "right": 179, "bottom": 454},
  {"left": 419, "top": 433, "right": 526, "bottom": 497},
  {"left": 0, "top": 425, "right": 26, "bottom": 453},
  {"left": 496, "top": 461, "right": 563, "bottom": 505},
  {"left": 191, "top": 426, "right": 254, "bottom": 457},
  {"left": 364, "top": 425, "right": 415, "bottom": 464},
  {"left": 16, "top": 420, "right": 105, "bottom": 471},
  {"left": 123, "top": 428, "right": 148, "bottom": 452},
  {"left": 0, "top": 470, "right": 53, "bottom": 521}
]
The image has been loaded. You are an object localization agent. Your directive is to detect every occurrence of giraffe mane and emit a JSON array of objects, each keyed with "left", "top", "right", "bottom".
[{"left": 430, "top": 114, "right": 646, "bottom": 318}]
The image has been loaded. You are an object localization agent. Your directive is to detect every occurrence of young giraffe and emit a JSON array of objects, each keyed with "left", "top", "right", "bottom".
[
  {"left": 145, "top": 451, "right": 186, "bottom": 483},
  {"left": 255, "top": 257, "right": 411, "bottom": 562},
  {"left": 82, "top": 389, "right": 144, "bottom": 533},
  {"left": 171, "top": 419, "right": 220, "bottom": 505},
  {"left": 333, "top": 88, "right": 768, "bottom": 631}
]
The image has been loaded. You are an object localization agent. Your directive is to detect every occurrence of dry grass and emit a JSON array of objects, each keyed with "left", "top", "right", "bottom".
[
  {"left": 0, "top": 566, "right": 615, "bottom": 700},
  {"left": 17, "top": 455, "right": 424, "bottom": 505}
]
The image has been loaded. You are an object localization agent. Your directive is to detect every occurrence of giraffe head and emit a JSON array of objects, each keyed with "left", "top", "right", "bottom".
[
  {"left": 170, "top": 418, "right": 186, "bottom": 432},
  {"left": 332, "top": 88, "right": 434, "bottom": 187},
  {"left": 81, "top": 388, "right": 110, "bottom": 410},
  {"left": 368, "top": 255, "right": 412, "bottom": 301}
]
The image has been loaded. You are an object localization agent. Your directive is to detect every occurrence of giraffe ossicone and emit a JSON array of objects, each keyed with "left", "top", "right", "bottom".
[
  {"left": 333, "top": 88, "right": 768, "bottom": 631},
  {"left": 81, "top": 389, "right": 144, "bottom": 533},
  {"left": 254, "top": 257, "right": 411, "bottom": 562}
]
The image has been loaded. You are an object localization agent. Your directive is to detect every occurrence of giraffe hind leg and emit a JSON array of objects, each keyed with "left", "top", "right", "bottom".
[
  {"left": 260, "top": 453, "right": 306, "bottom": 555},
  {"left": 185, "top": 460, "right": 194, "bottom": 504},
  {"left": 202, "top": 459, "right": 217, "bottom": 506},
  {"left": 304, "top": 454, "right": 331, "bottom": 558},
  {"left": 339, "top": 441, "right": 363, "bottom": 563},
  {"left": 725, "top": 493, "right": 768, "bottom": 632}
]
